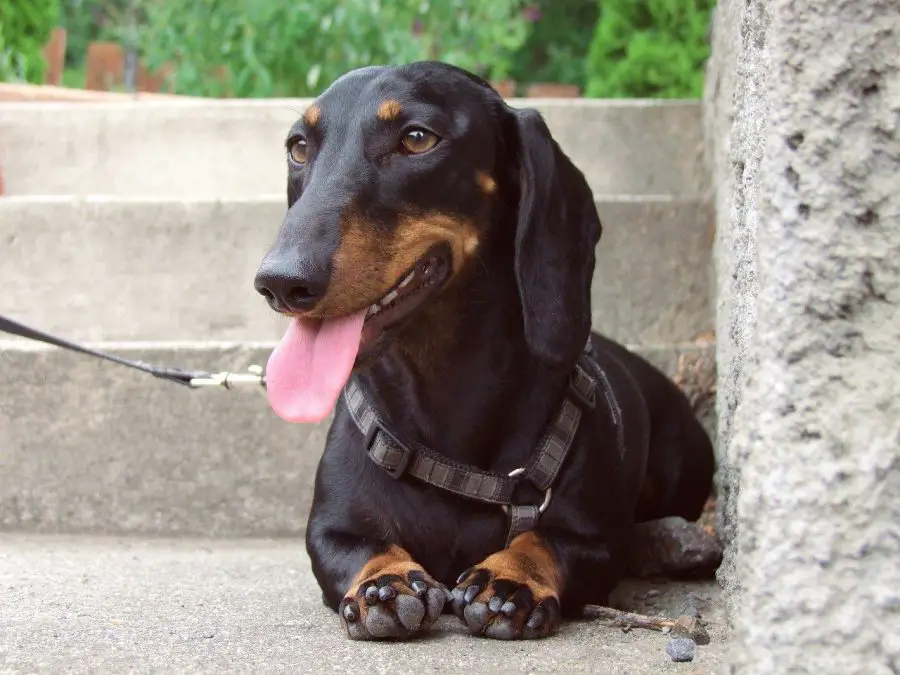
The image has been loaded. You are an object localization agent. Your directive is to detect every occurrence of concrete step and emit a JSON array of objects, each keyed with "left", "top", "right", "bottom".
[
  {"left": 0, "top": 195, "right": 713, "bottom": 346},
  {"left": 0, "top": 534, "right": 727, "bottom": 673},
  {"left": 0, "top": 340, "right": 714, "bottom": 538},
  {"left": 0, "top": 99, "right": 706, "bottom": 198}
]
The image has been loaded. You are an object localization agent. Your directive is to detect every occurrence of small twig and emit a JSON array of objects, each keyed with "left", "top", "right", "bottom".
[{"left": 581, "top": 605, "right": 710, "bottom": 644}]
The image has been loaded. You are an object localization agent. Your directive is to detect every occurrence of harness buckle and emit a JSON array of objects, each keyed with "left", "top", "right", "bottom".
[{"left": 364, "top": 421, "right": 412, "bottom": 479}]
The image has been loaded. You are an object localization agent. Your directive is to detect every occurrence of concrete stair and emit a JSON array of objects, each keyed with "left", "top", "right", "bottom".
[
  {"left": 0, "top": 98, "right": 713, "bottom": 537},
  {"left": 0, "top": 340, "right": 711, "bottom": 537},
  {"left": 0, "top": 96, "right": 720, "bottom": 672},
  {"left": 0, "top": 194, "right": 711, "bottom": 345},
  {"left": 0, "top": 99, "right": 706, "bottom": 198}
]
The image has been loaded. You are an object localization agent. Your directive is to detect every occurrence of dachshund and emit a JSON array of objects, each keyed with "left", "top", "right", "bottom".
[{"left": 254, "top": 61, "right": 715, "bottom": 641}]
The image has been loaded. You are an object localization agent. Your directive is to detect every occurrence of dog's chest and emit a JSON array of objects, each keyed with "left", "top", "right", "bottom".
[{"left": 378, "top": 483, "right": 509, "bottom": 586}]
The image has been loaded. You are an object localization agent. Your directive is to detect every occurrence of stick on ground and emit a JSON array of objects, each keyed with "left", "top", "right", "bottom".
[{"left": 582, "top": 605, "right": 710, "bottom": 645}]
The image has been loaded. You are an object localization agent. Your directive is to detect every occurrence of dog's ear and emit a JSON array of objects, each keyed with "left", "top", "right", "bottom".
[{"left": 511, "top": 107, "right": 602, "bottom": 370}]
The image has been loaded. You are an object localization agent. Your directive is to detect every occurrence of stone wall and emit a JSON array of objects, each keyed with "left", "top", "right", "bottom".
[{"left": 704, "top": 0, "right": 900, "bottom": 671}]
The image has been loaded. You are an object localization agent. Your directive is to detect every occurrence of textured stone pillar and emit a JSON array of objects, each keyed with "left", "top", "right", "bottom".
[{"left": 705, "top": 0, "right": 900, "bottom": 671}]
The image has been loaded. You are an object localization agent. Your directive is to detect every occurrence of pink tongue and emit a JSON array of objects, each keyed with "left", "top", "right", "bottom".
[{"left": 265, "top": 311, "right": 367, "bottom": 423}]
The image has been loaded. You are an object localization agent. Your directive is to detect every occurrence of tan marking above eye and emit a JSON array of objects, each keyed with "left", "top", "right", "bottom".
[
  {"left": 304, "top": 105, "right": 321, "bottom": 126},
  {"left": 288, "top": 137, "right": 308, "bottom": 165},
  {"left": 476, "top": 171, "right": 497, "bottom": 194},
  {"left": 377, "top": 99, "right": 402, "bottom": 121},
  {"left": 401, "top": 129, "right": 439, "bottom": 154}
]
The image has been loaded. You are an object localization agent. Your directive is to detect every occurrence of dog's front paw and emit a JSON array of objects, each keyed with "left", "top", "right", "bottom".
[
  {"left": 451, "top": 567, "right": 561, "bottom": 639},
  {"left": 451, "top": 533, "right": 562, "bottom": 640},
  {"left": 340, "top": 566, "right": 448, "bottom": 640}
]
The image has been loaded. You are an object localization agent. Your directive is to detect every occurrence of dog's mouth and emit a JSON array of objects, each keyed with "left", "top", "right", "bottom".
[
  {"left": 264, "top": 244, "right": 452, "bottom": 426},
  {"left": 361, "top": 244, "right": 451, "bottom": 347}
]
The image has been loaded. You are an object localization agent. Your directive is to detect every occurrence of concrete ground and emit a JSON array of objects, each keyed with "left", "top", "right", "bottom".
[{"left": 0, "top": 535, "right": 727, "bottom": 674}]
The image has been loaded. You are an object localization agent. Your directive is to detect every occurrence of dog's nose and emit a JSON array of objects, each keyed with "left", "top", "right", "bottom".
[{"left": 254, "top": 259, "right": 329, "bottom": 313}]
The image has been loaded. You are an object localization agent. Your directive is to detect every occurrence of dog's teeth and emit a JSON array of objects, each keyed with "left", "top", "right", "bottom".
[
  {"left": 367, "top": 304, "right": 380, "bottom": 317},
  {"left": 381, "top": 289, "right": 399, "bottom": 306},
  {"left": 399, "top": 271, "right": 415, "bottom": 288}
]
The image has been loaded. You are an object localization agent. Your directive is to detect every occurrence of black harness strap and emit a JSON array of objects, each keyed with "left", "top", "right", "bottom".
[
  {"left": 343, "top": 342, "right": 602, "bottom": 545},
  {"left": 344, "top": 379, "right": 518, "bottom": 505}
]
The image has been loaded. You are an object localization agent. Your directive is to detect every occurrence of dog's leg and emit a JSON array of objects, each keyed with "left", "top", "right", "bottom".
[
  {"left": 336, "top": 544, "right": 449, "bottom": 641},
  {"left": 450, "top": 531, "right": 568, "bottom": 640}
]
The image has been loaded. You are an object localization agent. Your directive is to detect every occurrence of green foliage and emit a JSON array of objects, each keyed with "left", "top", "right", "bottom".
[
  {"left": 59, "top": 0, "right": 130, "bottom": 68},
  {"left": 585, "top": 0, "right": 714, "bottom": 99},
  {"left": 136, "top": 0, "right": 532, "bottom": 98},
  {"left": 0, "top": 0, "right": 60, "bottom": 83},
  {"left": 508, "top": 1, "right": 598, "bottom": 89}
]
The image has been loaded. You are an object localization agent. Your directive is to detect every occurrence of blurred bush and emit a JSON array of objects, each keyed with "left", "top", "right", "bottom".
[
  {"left": 585, "top": 0, "right": 715, "bottom": 99},
  {"left": 60, "top": 0, "right": 124, "bottom": 68},
  {"left": 508, "top": 1, "right": 598, "bottom": 90},
  {"left": 0, "top": 0, "right": 60, "bottom": 82},
  {"left": 134, "top": 0, "right": 531, "bottom": 98}
]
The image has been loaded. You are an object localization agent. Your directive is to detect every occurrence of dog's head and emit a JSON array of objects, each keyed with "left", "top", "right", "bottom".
[{"left": 255, "top": 61, "right": 601, "bottom": 423}]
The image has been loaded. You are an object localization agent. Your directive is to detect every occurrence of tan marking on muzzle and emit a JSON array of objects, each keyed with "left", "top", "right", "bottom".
[
  {"left": 309, "top": 214, "right": 389, "bottom": 318},
  {"left": 387, "top": 212, "right": 480, "bottom": 283},
  {"left": 309, "top": 211, "right": 480, "bottom": 320}
]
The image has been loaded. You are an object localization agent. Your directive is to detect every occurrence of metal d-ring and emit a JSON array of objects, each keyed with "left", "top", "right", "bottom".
[{"left": 502, "top": 467, "right": 553, "bottom": 515}]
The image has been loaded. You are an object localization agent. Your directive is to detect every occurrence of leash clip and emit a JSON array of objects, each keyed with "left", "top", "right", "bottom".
[{"left": 189, "top": 365, "right": 267, "bottom": 391}]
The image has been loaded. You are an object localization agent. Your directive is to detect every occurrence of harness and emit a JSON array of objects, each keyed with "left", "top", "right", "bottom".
[
  {"left": 0, "top": 314, "right": 631, "bottom": 547},
  {"left": 342, "top": 340, "right": 623, "bottom": 546}
]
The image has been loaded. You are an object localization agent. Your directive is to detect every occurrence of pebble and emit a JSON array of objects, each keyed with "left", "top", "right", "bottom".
[{"left": 666, "top": 637, "right": 696, "bottom": 662}]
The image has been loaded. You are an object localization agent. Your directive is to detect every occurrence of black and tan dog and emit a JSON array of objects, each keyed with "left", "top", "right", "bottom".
[{"left": 254, "top": 61, "right": 715, "bottom": 641}]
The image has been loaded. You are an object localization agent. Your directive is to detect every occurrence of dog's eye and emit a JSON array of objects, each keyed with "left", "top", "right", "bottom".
[
  {"left": 401, "top": 128, "right": 439, "bottom": 155},
  {"left": 288, "top": 137, "right": 308, "bottom": 165}
]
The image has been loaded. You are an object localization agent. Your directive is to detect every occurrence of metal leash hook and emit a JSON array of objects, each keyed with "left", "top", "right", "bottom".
[{"left": 189, "top": 365, "right": 267, "bottom": 395}]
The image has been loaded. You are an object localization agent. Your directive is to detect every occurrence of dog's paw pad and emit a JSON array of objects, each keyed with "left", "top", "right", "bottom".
[{"left": 394, "top": 593, "right": 426, "bottom": 631}]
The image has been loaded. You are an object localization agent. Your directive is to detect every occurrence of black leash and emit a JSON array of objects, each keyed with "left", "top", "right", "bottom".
[{"left": 0, "top": 314, "right": 266, "bottom": 390}]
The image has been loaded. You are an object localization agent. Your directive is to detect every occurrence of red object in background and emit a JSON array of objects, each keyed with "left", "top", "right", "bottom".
[{"left": 43, "top": 28, "right": 67, "bottom": 86}]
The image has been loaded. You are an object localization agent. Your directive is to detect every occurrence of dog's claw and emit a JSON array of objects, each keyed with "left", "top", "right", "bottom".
[
  {"left": 464, "top": 584, "right": 481, "bottom": 604},
  {"left": 456, "top": 568, "right": 473, "bottom": 585},
  {"left": 410, "top": 579, "right": 427, "bottom": 597},
  {"left": 364, "top": 585, "right": 379, "bottom": 605},
  {"left": 526, "top": 607, "right": 544, "bottom": 629},
  {"left": 488, "top": 596, "right": 504, "bottom": 613},
  {"left": 501, "top": 600, "right": 517, "bottom": 617},
  {"left": 378, "top": 585, "right": 396, "bottom": 602}
]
